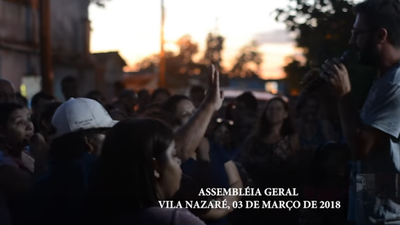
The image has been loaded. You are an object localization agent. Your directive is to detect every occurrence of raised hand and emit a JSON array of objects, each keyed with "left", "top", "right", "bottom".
[{"left": 205, "top": 64, "right": 224, "bottom": 111}]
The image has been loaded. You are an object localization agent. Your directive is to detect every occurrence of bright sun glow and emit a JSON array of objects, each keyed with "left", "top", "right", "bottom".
[{"left": 89, "top": 0, "right": 297, "bottom": 80}]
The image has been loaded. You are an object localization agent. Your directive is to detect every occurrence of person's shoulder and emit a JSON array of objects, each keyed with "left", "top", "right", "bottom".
[
  {"left": 170, "top": 208, "right": 205, "bottom": 225},
  {"left": 139, "top": 207, "right": 205, "bottom": 225}
]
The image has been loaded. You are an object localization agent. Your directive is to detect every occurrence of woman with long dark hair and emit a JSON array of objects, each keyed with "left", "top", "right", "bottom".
[
  {"left": 240, "top": 97, "right": 301, "bottom": 225},
  {"left": 241, "top": 97, "right": 299, "bottom": 181},
  {"left": 83, "top": 119, "right": 205, "bottom": 225}
]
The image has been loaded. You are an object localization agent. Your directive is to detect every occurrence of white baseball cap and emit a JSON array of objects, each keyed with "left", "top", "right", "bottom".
[{"left": 52, "top": 98, "right": 118, "bottom": 138}]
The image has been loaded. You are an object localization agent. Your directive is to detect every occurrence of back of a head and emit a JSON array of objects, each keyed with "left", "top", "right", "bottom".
[
  {"left": 15, "top": 92, "right": 28, "bottom": 107},
  {"left": 61, "top": 76, "right": 77, "bottom": 85},
  {"left": 236, "top": 92, "right": 258, "bottom": 111},
  {"left": 85, "top": 90, "right": 103, "bottom": 98},
  {"left": 354, "top": 0, "right": 400, "bottom": 47},
  {"left": 189, "top": 85, "right": 205, "bottom": 95},
  {"left": 31, "top": 91, "right": 55, "bottom": 108},
  {"left": 39, "top": 102, "right": 62, "bottom": 133},
  {"left": 118, "top": 89, "right": 136, "bottom": 99},
  {"left": 93, "top": 118, "right": 174, "bottom": 209},
  {"left": 138, "top": 89, "right": 150, "bottom": 98},
  {"left": 151, "top": 88, "right": 171, "bottom": 103}
]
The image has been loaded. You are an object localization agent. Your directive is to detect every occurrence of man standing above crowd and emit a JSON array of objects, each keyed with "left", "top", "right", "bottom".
[{"left": 322, "top": 0, "right": 400, "bottom": 223}]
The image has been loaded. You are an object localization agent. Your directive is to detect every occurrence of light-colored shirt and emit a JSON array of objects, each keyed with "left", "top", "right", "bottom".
[{"left": 359, "top": 62, "right": 400, "bottom": 173}]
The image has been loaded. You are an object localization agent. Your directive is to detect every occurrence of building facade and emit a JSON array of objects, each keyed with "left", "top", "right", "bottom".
[{"left": 0, "top": 0, "right": 126, "bottom": 101}]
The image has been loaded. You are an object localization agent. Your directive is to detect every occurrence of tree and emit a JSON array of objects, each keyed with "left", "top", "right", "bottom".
[
  {"left": 283, "top": 56, "right": 310, "bottom": 95},
  {"left": 275, "top": 0, "right": 356, "bottom": 95},
  {"left": 176, "top": 35, "right": 198, "bottom": 64},
  {"left": 275, "top": 0, "right": 356, "bottom": 64},
  {"left": 134, "top": 35, "right": 203, "bottom": 89},
  {"left": 202, "top": 33, "right": 225, "bottom": 71},
  {"left": 230, "top": 40, "right": 263, "bottom": 77}
]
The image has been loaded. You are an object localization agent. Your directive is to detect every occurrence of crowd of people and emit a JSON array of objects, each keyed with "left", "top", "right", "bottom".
[{"left": 1, "top": 0, "right": 400, "bottom": 224}]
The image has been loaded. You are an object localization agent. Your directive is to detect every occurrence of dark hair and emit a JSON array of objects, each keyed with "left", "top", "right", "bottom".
[
  {"left": 31, "top": 91, "right": 55, "bottom": 108},
  {"left": 86, "top": 119, "right": 174, "bottom": 220},
  {"left": 144, "top": 102, "right": 162, "bottom": 112},
  {"left": 15, "top": 93, "right": 28, "bottom": 107},
  {"left": 258, "top": 97, "right": 294, "bottom": 137},
  {"left": 0, "top": 102, "right": 24, "bottom": 129},
  {"left": 61, "top": 76, "right": 77, "bottom": 85},
  {"left": 138, "top": 89, "right": 150, "bottom": 98},
  {"left": 111, "top": 100, "right": 132, "bottom": 116},
  {"left": 49, "top": 128, "right": 108, "bottom": 160},
  {"left": 236, "top": 92, "right": 258, "bottom": 111},
  {"left": 190, "top": 86, "right": 205, "bottom": 95},
  {"left": 150, "top": 88, "right": 171, "bottom": 103},
  {"left": 118, "top": 89, "right": 136, "bottom": 99},
  {"left": 295, "top": 92, "right": 320, "bottom": 116},
  {"left": 85, "top": 90, "right": 104, "bottom": 99},
  {"left": 39, "top": 102, "right": 62, "bottom": 134},
  {"left": 353, "top": 0, "right": 400, "bottom": 47}
]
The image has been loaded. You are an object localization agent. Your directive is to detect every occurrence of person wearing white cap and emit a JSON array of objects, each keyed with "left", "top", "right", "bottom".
[{"left": 18, "top": 98, "right": 118, "bottom": 225}]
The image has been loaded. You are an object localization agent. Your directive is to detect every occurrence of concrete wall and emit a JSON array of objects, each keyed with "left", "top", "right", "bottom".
[{"left": 0, "top": 0, "right": 91, "bottom": 99}]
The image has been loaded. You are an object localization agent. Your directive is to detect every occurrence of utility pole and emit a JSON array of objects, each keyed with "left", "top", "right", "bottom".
[
  {"left": 39, "top": 0, "right": 53, "bottom": 95},
  {"left": 158, "top": 0, "right": 166, "bottom": 87}
]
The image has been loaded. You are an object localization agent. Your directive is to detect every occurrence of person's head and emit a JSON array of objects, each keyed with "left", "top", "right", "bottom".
[
  {"left": 296, "top": 93, "right": 320, "bottom": 121},
  {"left": 308, "top": 142, "right": 348, "bottom": 185},
  {"left": 109, "top": 109, "right": 128, "bottom": 121},
  {"left": 86, "top": 90, "right": 106, "bottom": 108},
  {"left": 118, "top": 89, "right": 137, "bottom": 110},
  {"left": 113, "top": 81, "right": 125, "bottom": 99},
  {"left": 39, "top": 102, "right": 62, "bottom": 137},
  {"left": 189, "top": 85, "right": 205, "bottom": 108},
  {"left": 161, "top": 95, "right": 195, "bottom": 129},
  {"left": 0, "top": 103, "right": 33, "bottom": 155},
  {"left": 111, "top": 100, "right": 131, "bottom": 117},
  {"left": 95, "top": 118, "right": 181, "bottom": 207},
  {"left": 61, "top": 76, "right": 78, "bottom": 100},
  {"left": 31, "top": 91, "right": 56, "bottom": 116},
  {"left": 50, "top": 98, "right": 118, "bottom": 160},
  {"left": 137, "top": 89, "right": 151, "bottom": 109},
  {"left": 151, "top": 88, "right": 171, "bottom": 103},
  {"left": 350, "top": 0, "right": 400, "bottom": 65},
  {"left": 0, "top": 79, "right": 16, "bottom": 103},
  {"left": 259, "top": 97, "right": 294, "bottom": 136},
  {"left": 213, "top": 118, "right": 234, "bottom": 147},
  {"left": 236, "top": 92, "right": 258, "bottom": 111},
  {"left": 15, "top": 93, "right": 28, "bottom": 107}
]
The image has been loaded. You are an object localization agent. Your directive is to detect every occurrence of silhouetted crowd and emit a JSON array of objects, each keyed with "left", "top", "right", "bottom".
[{"left": 3, "top": 0, "right": 400, "bottom": 224}]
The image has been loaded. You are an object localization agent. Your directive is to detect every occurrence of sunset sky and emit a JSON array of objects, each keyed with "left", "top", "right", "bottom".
[{"left": 89, "top": 0, "right": 301, "bottom": 80}]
